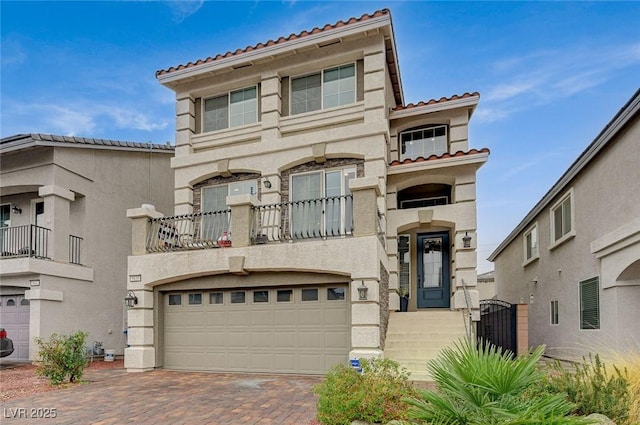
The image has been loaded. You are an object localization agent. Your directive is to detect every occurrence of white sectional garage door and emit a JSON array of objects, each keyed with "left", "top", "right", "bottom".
[
  {"left": 0, "top": 294, "right": 30, "bottom": 361},
  {"left": 163, "top": 285, "right": 349, "bottom": 374}
]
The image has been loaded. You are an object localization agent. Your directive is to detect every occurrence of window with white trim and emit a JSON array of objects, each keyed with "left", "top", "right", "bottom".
[
  {"left": 580, "top": 277, "right": 599, "bottom": 330},
  {"left": 523, "top": 223, "right": 538, "bottom": 264},
  {"left": 203, "top": 86, "right": 257, "bottom": 132},
  {"left": 550, "top": 300, "right": 559, "bottom": 325},
  {"left": 291, "top": 63, "right": 355, "bottom": 115},
  {"left": 551, "top": 190, "right": 573, "bottom": 244},
  {"left": 400, "top": 125, "right": 448, "bottom": 161}
]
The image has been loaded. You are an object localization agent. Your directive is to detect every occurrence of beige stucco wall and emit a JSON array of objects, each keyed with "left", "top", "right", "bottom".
[
  {"left": 1, "top": 146, "right": 174, "bottom": 359},
  {"left": 494, "top": 114, "right": 640, "bottom": 359}
]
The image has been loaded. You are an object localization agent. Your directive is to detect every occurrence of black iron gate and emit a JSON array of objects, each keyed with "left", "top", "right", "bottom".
[{"left": 478, "top": 299, "right": 517, "bottom": 354}]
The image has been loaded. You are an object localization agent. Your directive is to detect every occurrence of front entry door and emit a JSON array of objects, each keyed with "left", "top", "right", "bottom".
[{"left": 417, "top": 232, "right": 450, "bottom": 308}]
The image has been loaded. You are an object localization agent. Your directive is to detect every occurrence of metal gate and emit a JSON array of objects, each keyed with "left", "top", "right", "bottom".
[{"left": 478, "top": 299, "right": 517, "bottom": 354}]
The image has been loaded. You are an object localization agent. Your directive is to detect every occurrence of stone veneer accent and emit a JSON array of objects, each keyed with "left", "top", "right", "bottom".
[
  {"left": 193, "top": 173, "right": 261, "bottom": 213},
  {"left": 280, "top": 158, "right": 365, "bottom": 204},
  {"left": 379, "top": 262, "right": 390, "bottom": 349}
]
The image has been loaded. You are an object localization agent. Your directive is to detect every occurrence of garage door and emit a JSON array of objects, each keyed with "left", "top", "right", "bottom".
[
  {"left": 164, "top": 285, "right": 350, "bottom": 374},
  {"left": 0, "top": 294, "right": 30, "bottom": 361}
]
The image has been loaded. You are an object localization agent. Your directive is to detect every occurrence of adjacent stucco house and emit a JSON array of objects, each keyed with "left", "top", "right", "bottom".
[
  {"left": 0, "top": 134, "right": 174, "bottom": 360},
  {"left": 489, "top": 89, "right": 640, "bottom": 359},
  {"left": 125, "top": 9, "right": 489, "bottom": 379}
]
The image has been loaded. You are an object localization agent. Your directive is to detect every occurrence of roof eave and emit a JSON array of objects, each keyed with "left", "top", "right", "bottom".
[
  {"left": 488, "top": 88, "right": 640, "bottom": 262},
  {"left": 387, "top": 151, "right": 489, "bottom": 175},
  {"left": 389, "top": 95, "right": 479, "bottom": 120},
  {"left": 157, "top": 14, "right": 394, "bottom": 87}
]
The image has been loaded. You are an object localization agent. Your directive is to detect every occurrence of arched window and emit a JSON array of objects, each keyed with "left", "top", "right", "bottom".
[
  {"left": 6, "top": 299, "right": 16, "bottom": 306},
  {"left": 21, "top": 298, "right": 30, "bottom": 306}
]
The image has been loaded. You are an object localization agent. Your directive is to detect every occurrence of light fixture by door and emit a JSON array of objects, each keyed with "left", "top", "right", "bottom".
[
  {"left": 357, "top": 281, "right": 368, "bottom": 300},
  {"left": 462, "top": 232, "right": 472, "bottom": 248},
  {"left": 12, "top": 205, "right": 22, "bottom": 214},
  {"left": 124, "top": 291, "right": 138, "bottom": 308},
  {"left": 263, "top": 177, "right": 272, "bottom": 189}
]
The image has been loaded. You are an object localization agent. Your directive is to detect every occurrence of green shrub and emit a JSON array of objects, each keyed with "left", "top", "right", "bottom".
[
  {"left": 35, "top": 331, "right": 88, "bottom": 385},
  {"left": 313, "top": 357, "right": 418, "bottom": 425},
  {"left": 405, "top": 339, "right": 590, "bottom": 425},
  {"left": 540, "top": 354, "right": 630, "bottom": 424}
]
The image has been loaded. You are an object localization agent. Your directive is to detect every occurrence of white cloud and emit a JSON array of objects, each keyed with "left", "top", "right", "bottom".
[
  {"left": 166, "top": 0, "right": 205, "bottom": 23},
  {"left": 0, "top": 37, "right": 28, "bottom": 67},
  {"left": 479, "top": 42, "right": 640, "bottom": 121}
]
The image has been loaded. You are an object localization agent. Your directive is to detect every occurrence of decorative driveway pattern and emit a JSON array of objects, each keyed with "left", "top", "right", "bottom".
[{"left": 0, "top": 368, "right": 321, "bottom": 424}]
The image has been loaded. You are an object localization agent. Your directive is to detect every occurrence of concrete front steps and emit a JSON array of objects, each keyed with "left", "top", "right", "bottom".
[{"left": 384, "top": 310, "right": 469, "bottom": 381}]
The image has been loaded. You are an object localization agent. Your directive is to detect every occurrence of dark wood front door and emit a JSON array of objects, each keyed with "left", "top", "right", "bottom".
[{"left": 417, "top": 232, "right": 450, "bottom": 308}]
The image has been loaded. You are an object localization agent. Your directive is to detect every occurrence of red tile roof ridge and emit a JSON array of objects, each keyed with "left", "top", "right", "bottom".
[
  {"left": 389, "top": 148, "right": 490, "bottom": 166},
  {"left": 393, "top": 92, "right": 480, "bottom": 111},
  {"left": 156, "top": 9, "right": 391, "bottom": 77}
]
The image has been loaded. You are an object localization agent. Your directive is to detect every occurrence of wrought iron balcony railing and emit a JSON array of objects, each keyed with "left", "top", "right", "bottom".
[
  {"left": 0, "top": 225, "right": 50, "bottom": 259},
  {"left": 69, "top": 235, "right": 83, "bottom": 265},
  {"left": 251, "top": 195, "right": 353, "bottom": 243},
  {"left": 146, "top": 210, "right": 231, "bottom": 253}
]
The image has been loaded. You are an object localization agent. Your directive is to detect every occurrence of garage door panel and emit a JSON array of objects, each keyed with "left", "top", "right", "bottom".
[
  {"left": 251, "top": 331, "right": 273, "bottom": 348},
  {"left": 299, "top": 331, "right": 323, "bottom": 348},
  {"left": 274, "top": 310, "right": 296, "bottom": 325},
  {"left": 251, "top": 310, "right": 273, "bottom": 325},
  {"left": 164, "top": 285, "right": 349, "bottom": 374},
  {"left": 299, "top": 308, "right": 323, "bottom": 325},
  {"left": 326, "top": 331, "right": 348, "bottom": 348},
  {"left": 228, "top": 310, "right": 250, "bottom": 325}
]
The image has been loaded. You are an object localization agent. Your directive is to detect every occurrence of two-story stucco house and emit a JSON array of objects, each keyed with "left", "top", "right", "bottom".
[
  {"left": 125, "top": 9, "right": 489, "bottom": 379},
  {"left": 0, "top": 134, "right": 174, "bottom": 360},
  {"left": 489, "top": 89, "right": 640, "bottom": 359}
]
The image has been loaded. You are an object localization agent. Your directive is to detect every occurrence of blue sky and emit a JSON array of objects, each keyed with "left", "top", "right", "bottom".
[{"left": 2, "top": 1, "right": 639, "bottom": 272}]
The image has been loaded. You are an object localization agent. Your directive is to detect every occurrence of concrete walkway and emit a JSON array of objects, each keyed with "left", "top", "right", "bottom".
[{"left": 0, "top": 368, "right": 321, "bottom": 424}]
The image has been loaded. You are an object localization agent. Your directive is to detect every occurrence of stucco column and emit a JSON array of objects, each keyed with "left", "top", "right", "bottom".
[
  {"left": 349, "top": 277, "right": 383, "bottom": 361},
  {"left": 38, "top": 185, "right": 74, "bottom": 263},
  {"left": 126, "top": 204, "right": 164, "bottom": 256},
  {"left": 227, "top": 194, "right": 259, "bottom": 247},
  {"left": 349, "top": 177, "right": 381, "bottom": 237}
]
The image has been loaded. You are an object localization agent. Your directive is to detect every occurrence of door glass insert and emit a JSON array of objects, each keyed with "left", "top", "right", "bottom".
[
  {"left": 253, "top": 290, "right": 269, "bottom": 303},
  {"left": 188, "top": 293, "right": 202, "bottom": 305},
  {"left": 230, "top": 291, "right": 246, "bottom": 304},
  {"left": 168, "top": 294, "right": 182, "bottom": 305},
  {"left": 209, "top": 292, "right": 223, "bottom": 304},
  {"left": 327, "top": 287, "right": 345, "bottom": 301},
  {"left": 422, "top": 238, "right": 443, "bottom": 288},
  {"left": 301, "top": 288, "right": 318, "bottom": 302},
  {"left": 277, "top": 289, "right": 292, "bottom": 302}
]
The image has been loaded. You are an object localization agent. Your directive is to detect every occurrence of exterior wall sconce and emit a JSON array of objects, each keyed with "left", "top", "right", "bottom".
[
  {"left": 263, "top": 177, "right": 272, "bottom": 189},
  {"left": 462, "top": 232, "right": 472, "bottom": 248},
  {"left": 357, "top": 281, "right": 368, "bottom": 300},
  {"left": 12, "top": 205, "right": 22, "bottom": 214},
  {"left": 124, "top": 291, "right": 138, "bottom": 308}
]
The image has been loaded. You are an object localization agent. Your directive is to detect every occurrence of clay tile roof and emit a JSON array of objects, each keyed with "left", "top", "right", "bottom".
[
  {"left": 393, "top": 92, "right": 480, "bottom": 111},
  {"left": 389, "top": 148, "right": 490, "bottom": 166},
  {"left": 156, "top": 9, "right": 391, "bottom": 77}
]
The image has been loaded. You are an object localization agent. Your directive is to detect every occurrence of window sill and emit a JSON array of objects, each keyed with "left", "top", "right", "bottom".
[
  {"left": 548, "top": 230, "right": 576, "bottom": 251},
  {"left": 522, "top": 255, "right": 539, "bottom": 268}
]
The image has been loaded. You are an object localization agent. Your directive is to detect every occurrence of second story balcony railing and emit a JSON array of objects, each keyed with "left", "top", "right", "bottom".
[
  {"left": 0, "top": 225, "right": 50, "bottom": 259},
  {"left": 146, "top": 210, "right": 231, "bottom": 253},
  {"left": 251, "top": 195, "right": 353, "bottom": 243}
]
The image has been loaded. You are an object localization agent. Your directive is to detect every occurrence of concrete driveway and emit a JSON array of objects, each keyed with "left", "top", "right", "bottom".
[{"left": 0, "top": 367, "right": 322, "bottom": 424}]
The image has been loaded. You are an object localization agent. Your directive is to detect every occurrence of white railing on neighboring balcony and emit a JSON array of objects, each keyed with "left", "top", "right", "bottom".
[
  {"left": 251, "top": 195, "right": 353, "bottom": 243},
  {"left": 146, "top": 210, "right": 231, "bottom": 253},
  {"left": 0, "top": 225, "right": 51, "bottom": 259}
]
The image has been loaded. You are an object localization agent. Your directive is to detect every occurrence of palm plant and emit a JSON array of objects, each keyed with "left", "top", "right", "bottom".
[{"left": 404, "top": 340, "right": 592, "bottom": 425}]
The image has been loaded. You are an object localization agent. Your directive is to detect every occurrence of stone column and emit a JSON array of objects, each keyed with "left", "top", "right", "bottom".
[
  {"left": 38, "top": 185, "right": 74, "bottom": 263},
  {"left": 349, "top": 277, "right": 383, "bottom": 361},
  {"left": 226, "top": 194, "right": 259, "bottom": 247},
  {"left": 349, "top": 177, "right": 381, "bottom": 237},
  {"left": 126, "top": 204, "right": 164, "bottom": 256}
]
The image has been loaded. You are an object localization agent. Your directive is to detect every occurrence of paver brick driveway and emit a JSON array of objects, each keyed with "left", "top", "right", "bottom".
[{"left": 1, "top": 368, "right": 322, "bottom": 424}]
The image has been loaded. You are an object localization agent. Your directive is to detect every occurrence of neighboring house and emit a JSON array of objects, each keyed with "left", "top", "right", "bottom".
[
  {"left": 477, "top": 270, "right": 496, "bottom": 300},
  {"left": 125, "top": 9, "right": 489, "bottom": 378},
  {"left": 489, "top": 89, "right": 640, "bottom": 360},
  {"left": 0, "top": 134, "right": 174, "bottom": 361}
]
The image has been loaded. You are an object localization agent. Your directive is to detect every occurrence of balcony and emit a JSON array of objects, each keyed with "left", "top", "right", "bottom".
[
  {"left": 143, "top": 196, "right": 355, "bottom": 253},
  {"left": 0, "top": 225, "right": 50, "bottom": 259}
]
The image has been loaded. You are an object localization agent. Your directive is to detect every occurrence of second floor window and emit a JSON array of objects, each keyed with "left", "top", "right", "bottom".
[
  {"left": 523, "top": 224, "right": 538, "bottom": 264},
  {"left": 200, "top": 180, "right": 256, "bottom": 240},
  {"left": 400, "top": 125, "right": 448, "bottom": 161},
  {"left": 551, "top": 190, "right": 573, "bottom": 244},
  {"left": 203, "top": 86, "right": 257, "bottom": 132},
  {"left": 291, "top": 64, "right": 355, "bottom": 115}
]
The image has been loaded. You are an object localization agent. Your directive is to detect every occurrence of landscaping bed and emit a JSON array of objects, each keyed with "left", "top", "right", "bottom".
[{"left": 0, "top": 359, "right": 124, "bottom": 401}]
